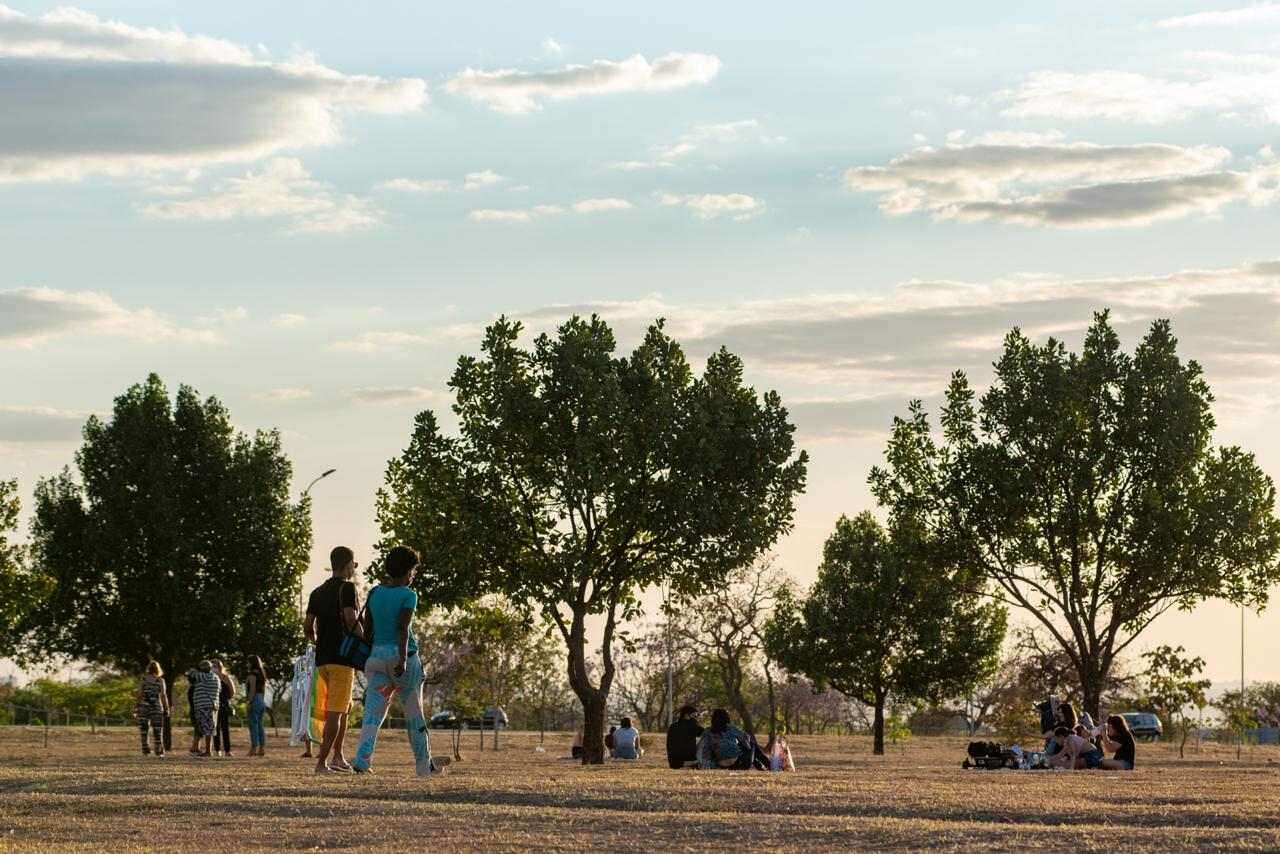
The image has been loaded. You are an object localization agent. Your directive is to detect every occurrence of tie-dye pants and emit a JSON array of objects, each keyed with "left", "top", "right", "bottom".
[{"left": 352, "top": 647, "right": 433, "bottom": 776}]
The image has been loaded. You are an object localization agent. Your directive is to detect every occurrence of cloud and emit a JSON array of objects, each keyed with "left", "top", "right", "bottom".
[
  {"left": 331, "top": 330, "right": 431, "bottom": 353},
  {"left": 652, "top": 119, "right": 783, "bottom": 161},
  {"left": 999, "top": 54, "right": 1280, "bottom": 125},
  {"left": 1157, "top": 4, "right": 1280, "bottom": 28},
  {"left": 467, "top": 199, "right": 629, "bottom": 222},
  {"left": 138, "top": 158, "right": 381, "bottom": 233},
  {"left": 272, "top": 313, "right": 307, "bottom": 328},
  {"left": 0, "top": 405, "right": 88, "bottom": 443},
  {"left": 0, "top": 287, "right": 217, "bottom": 347},
  {"left": 0, "top": 4, "right": 426, "bottom": 182},
  {"left": 376, "top": 177, "right": 452, "bottom": 193},
  {"left": 463, "top": 170, "right": 507, "bottom": 191},
  {"left": 348, "top": 386, "right": 444, "bottom": 405},
  {"left": 658, "top": 192, "right": 764, "bottom": 220},
  {"left": 541, "top": 37, "right": 563, "bottom": 56},
  {"left": 252, "top": 387, "right": 312, "bottom": 402},
  {"left": 570, "top": 197, "right": 633, "bottom": 213},
  {"left": 606, "top": 160, "right": 675, "bottom": 172},
  {"left": 844, "top": 138, "right": 1279, "bottom": 227},
  {"left": 445, "top": 52, "right": 721, "bottom": 114}
]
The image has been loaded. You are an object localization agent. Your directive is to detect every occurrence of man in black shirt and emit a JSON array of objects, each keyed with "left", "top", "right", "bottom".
[
  {"left": 666, "top": 705, "right": 704, "bottom": 769},
  {"left": 305, "top": 546, "right": 361, "bottom": 774}
]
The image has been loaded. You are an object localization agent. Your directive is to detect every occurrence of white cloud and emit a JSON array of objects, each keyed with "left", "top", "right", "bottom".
[
  {"left": 1157, "top": 4, "right": 1280, "bottom": 28},
  {"left": 253, "top": 387, "right": 312, "bottom": 402},
  {"left": 445, "top": 52, "right": 721, "bottom": 114},
  {"left": 541, "top": 37, "right": 563, "bottom": 56},
  {"left": 331, "top": 330, "right": 431, "bottom": 353},
  {"left": 658, "top": 192, "right": 764, "bottom": 221},
  {"left": 463, "top": 170, "right": 507, "bottom": 191},
  {"left": 843, "top": 138, "right": 1279, "bottom": 227},
  {"left": 0, "top": 4, "right": 426, "bottom": 182},
  {"left": 606, "top": 160, "right": 675, "bottom": 172},
  {"left": 376, "top": 177, "right": 452, "bottom": 193},
  {"left": 0, "top": 405, "right": 89, "bottom": 443},
  {"left": 138, "top": 158, "right": 381, "bottom": 233},
  {"left": 653, "top": 119, "right": 778, "bottom": 160},
  {"left": 571, "top": 197, "right": 633, "bottom": 213},
  {"left": 999, "top": 54, "right": 1280, "bottom": 125},
  {"left": 0, "top": 287, "right": 218, "bottom": 347},
  {"left": 272, "top": 313, "right": 307, "bottom": 328},
  {"left": 348, "top": 386, "right": 444, "bottom": 405}
]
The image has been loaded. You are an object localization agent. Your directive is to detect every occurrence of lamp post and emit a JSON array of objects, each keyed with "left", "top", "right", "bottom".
[
  {"left": 1239, "top": 604, "right": 1245, "bottom": 760},
  {"left": 297, "top": 469, "right": 336, "bottom": 613}
]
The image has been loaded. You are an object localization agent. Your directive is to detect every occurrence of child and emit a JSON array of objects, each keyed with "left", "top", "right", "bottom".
[
  {"left": 136, "top": 661, "right": 169, "bottom": 757},
  {"left": 187, "top": 660, "right": 221, "bottom": 757}
]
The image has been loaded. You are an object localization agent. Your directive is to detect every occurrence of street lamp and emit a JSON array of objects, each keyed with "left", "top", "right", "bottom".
[{"left": 298, "top": 468, "right": 336, "bottom": 613}]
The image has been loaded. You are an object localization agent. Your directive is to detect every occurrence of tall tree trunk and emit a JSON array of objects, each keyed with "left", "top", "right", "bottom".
[
  {"left": 763, "top": 658, "right": 778, "bottom": 740},
  {"left": 872, "top": 690, "right": 886, "bottom": 756},
  {"left": 565, "top": 607, "right": 607, "bottom": 764}
]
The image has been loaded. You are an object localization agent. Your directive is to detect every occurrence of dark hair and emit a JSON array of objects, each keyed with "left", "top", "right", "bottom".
[
  {"left": 330, "top": 546, "right": 354, "bottom": 572},
  {"left": 385, "top": 545, "right": 419, "bottom": 578},
  {"left": 678, "top": 705, "right": 698, "bottom": 718},
  {"left": 621, "top": 717, "right": 632, "bottom": 729},
  {"left": 1054, "top": 726, "right": 1070, "bottom": 738},
  {"left": 710, "top": 708, "right": 731, "bottom": 734},
  {"left": 247, "top": 654, "right": 267, "bottom": 683},
  {"left": 1059, "top": 703, "right": 1078, "bottom": 729},
  {"left": 1107, "top": 714, "right": 1134, "bottom": 744}
]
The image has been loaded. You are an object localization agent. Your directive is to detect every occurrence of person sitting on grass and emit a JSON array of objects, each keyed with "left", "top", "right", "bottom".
[
  {"left": 613, "top": 717, "right": 643, "bottom": 760},
  {"left": 697, "top": 708, "right": 755, "bottom": 770},
  {"left": 1099, "top": 714, "right": 1137, "bottom": 770},
  {"left": 187, "top": 660, "right": 221, "bottom": 758},
  {"left": 666, "top": 705, "right": 703, "bottom": 769},
  {"left": 605, "top": 726, "right": 617, "bottom": 758}
]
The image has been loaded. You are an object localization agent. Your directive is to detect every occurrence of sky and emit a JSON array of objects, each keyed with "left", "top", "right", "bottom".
[{"left": 2, "top": 1, "right": 1280, "bottom": 685}]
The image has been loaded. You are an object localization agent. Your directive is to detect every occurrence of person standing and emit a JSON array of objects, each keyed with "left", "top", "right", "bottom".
[
  {"left": 245, "top": 655, "right": 269, "bottom": 757},
  {"left": 305, "top": 546, "right": 361, "bottom": 774},
  {"left": 211, "top": 659, "right": 238, "bottom": 757},
  {"left": 187, "top": 660, "right": 221, "bottom": 757},
  {"left": 136, "top": 661, "right": 169, "bottom": 757},
  {"left": 351, "top": 546, "right": 447, "bottom": 776}
]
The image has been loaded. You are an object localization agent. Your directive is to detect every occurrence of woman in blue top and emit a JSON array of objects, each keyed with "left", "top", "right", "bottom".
[{"left": 351, "top": 545, "right": 448, "bottom": 776}]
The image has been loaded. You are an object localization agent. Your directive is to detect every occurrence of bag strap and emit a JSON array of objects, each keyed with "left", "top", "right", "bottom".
[{"left": 335, "top": 580, "right": 368, "bottom": 635}]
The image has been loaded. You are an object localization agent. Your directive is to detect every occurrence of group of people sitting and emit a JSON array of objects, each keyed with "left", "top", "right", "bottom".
[
  {"left": 1040, "top": 699, "right": 1137, "bottom": 771},
  {"left": 571, "top": 705, "right": 796, "bottom": 770}
]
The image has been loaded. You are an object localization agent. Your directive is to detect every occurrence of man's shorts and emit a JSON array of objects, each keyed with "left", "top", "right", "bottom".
[{"left": 315, "top": 664, "right": 355, "bottom": 714}]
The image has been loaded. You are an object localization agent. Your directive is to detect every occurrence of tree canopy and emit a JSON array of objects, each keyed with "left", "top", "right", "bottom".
[
  {"left": 767, "top": 511, "right": 1005, "bottom": 754},
  {"left": 376, "top": 315, "right": 808, "bottom": 762},
  {"left": 23, "top": 375, "right": 311, "bottom": 691},
  {"left": 870, "top": 312, "right": 1280, "bottom": 718}
]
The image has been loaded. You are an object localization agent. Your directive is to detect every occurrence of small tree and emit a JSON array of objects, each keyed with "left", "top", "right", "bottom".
[
  {"left": 0, "top": 479, "right": 47, "bottom": 658},
  {"left": 1136, "top": 645, "right": 1210, "bottom": 757},
  {"left": 871, "top": 313, "right": 1280, "bottom": 719},
  {"left": 377, "top": 316, "right": 807, "bottom": 763},
  {"left": 675, "top": 558, "right": 790, "bottom": 737},
  {"left": 767, "top": 512, "right": 1005, "bottom": 754}
]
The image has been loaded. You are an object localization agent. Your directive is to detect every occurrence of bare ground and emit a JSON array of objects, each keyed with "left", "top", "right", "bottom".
[{"left": 0, "top": 727, "right": 1276, "bottom": 851}]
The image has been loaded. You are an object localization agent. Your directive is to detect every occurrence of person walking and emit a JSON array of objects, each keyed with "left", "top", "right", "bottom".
[
  {"left": 211, "top": 659, "right": 238, "bottom": 757},
  {"left": 187, "top": 660, "right": 221, "bottom": 757},
  {"left": 246, "top": 655, "right": 269, "bottom": 757},
  {"left": 305, "top": 546, "right": 362, "bottom": 774},
  {"left": 351, "top": 546, "right": 447, "bottom": 776},
  {"left": 136, "top": 661, "right": 169, "bottom": 757}
]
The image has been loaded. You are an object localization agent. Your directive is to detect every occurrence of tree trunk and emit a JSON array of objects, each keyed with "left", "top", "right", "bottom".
[
  {"left": 763, "top": 659, "right": 778, "bottom": 740},
  {"left": 872, "top": 692, "right": 886, "bottom": 756},
  {"left": 565, "top": 608, "right": 609, "bottom": 764}
]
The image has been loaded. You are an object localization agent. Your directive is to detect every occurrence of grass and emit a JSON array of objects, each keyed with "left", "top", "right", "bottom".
[{"left": 0, "top": 727, "right": 1278, "bottom": 851}]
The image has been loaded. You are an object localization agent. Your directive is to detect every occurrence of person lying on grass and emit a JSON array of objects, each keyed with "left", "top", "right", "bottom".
[{"left": 1049, "top": 726, "right": 1104, "bottom": 770}]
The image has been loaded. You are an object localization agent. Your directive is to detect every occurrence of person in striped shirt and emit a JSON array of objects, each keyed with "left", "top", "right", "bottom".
[
  {"left": 135, "top": 661, "right": 169, "bottom": 757},
  {"left": 187, "top": 660, "right": 221, "bottom": 757}
]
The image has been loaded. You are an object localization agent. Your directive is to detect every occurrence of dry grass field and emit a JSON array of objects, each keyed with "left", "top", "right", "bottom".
[{"left": 0, "top": 726, "right": 1277, "bottom": 851}]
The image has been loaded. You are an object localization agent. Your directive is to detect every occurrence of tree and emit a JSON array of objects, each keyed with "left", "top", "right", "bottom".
[
  {"left": 23, "top": 375, "right": 310, "bottom": 724},
  {"left": 674, "top": 558, "right": 790, "bottom": 737},
  {"left": 1136, "top": 645, "right": 1210, "bottom": 758},
  {"left": 871, "top": 312, "right": 1280, "bottom": 719},
  {"left": 767, "top": 512, "right": 1005, "bottom": 754},
  {"left": 377, "top": 316, "right": 808, "bottom": 763},
  {"left": 0, "top": 479, "right": 47, "bottom": 658}
]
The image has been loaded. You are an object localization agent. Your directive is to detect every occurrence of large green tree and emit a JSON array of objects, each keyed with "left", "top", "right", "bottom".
[
  {"left": 0, "top": 479, "right": 46, "bottom": 658},
  {"left": 767, "top": 512, "right": 1005, "bottom": 754},
  {"left": 377, "top": 316, "right": 808, "bottom": 763},
  {"left": 25, "top": 375, "right": 311, "bottom": 711},
  {"left": 870, "top": 313, "right": 1280, "bottom": 718}
]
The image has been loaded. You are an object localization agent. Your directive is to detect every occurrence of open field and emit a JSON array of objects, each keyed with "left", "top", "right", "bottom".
[{"left": 0, "top": 728, "right": 1277, "bottom": 851}]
